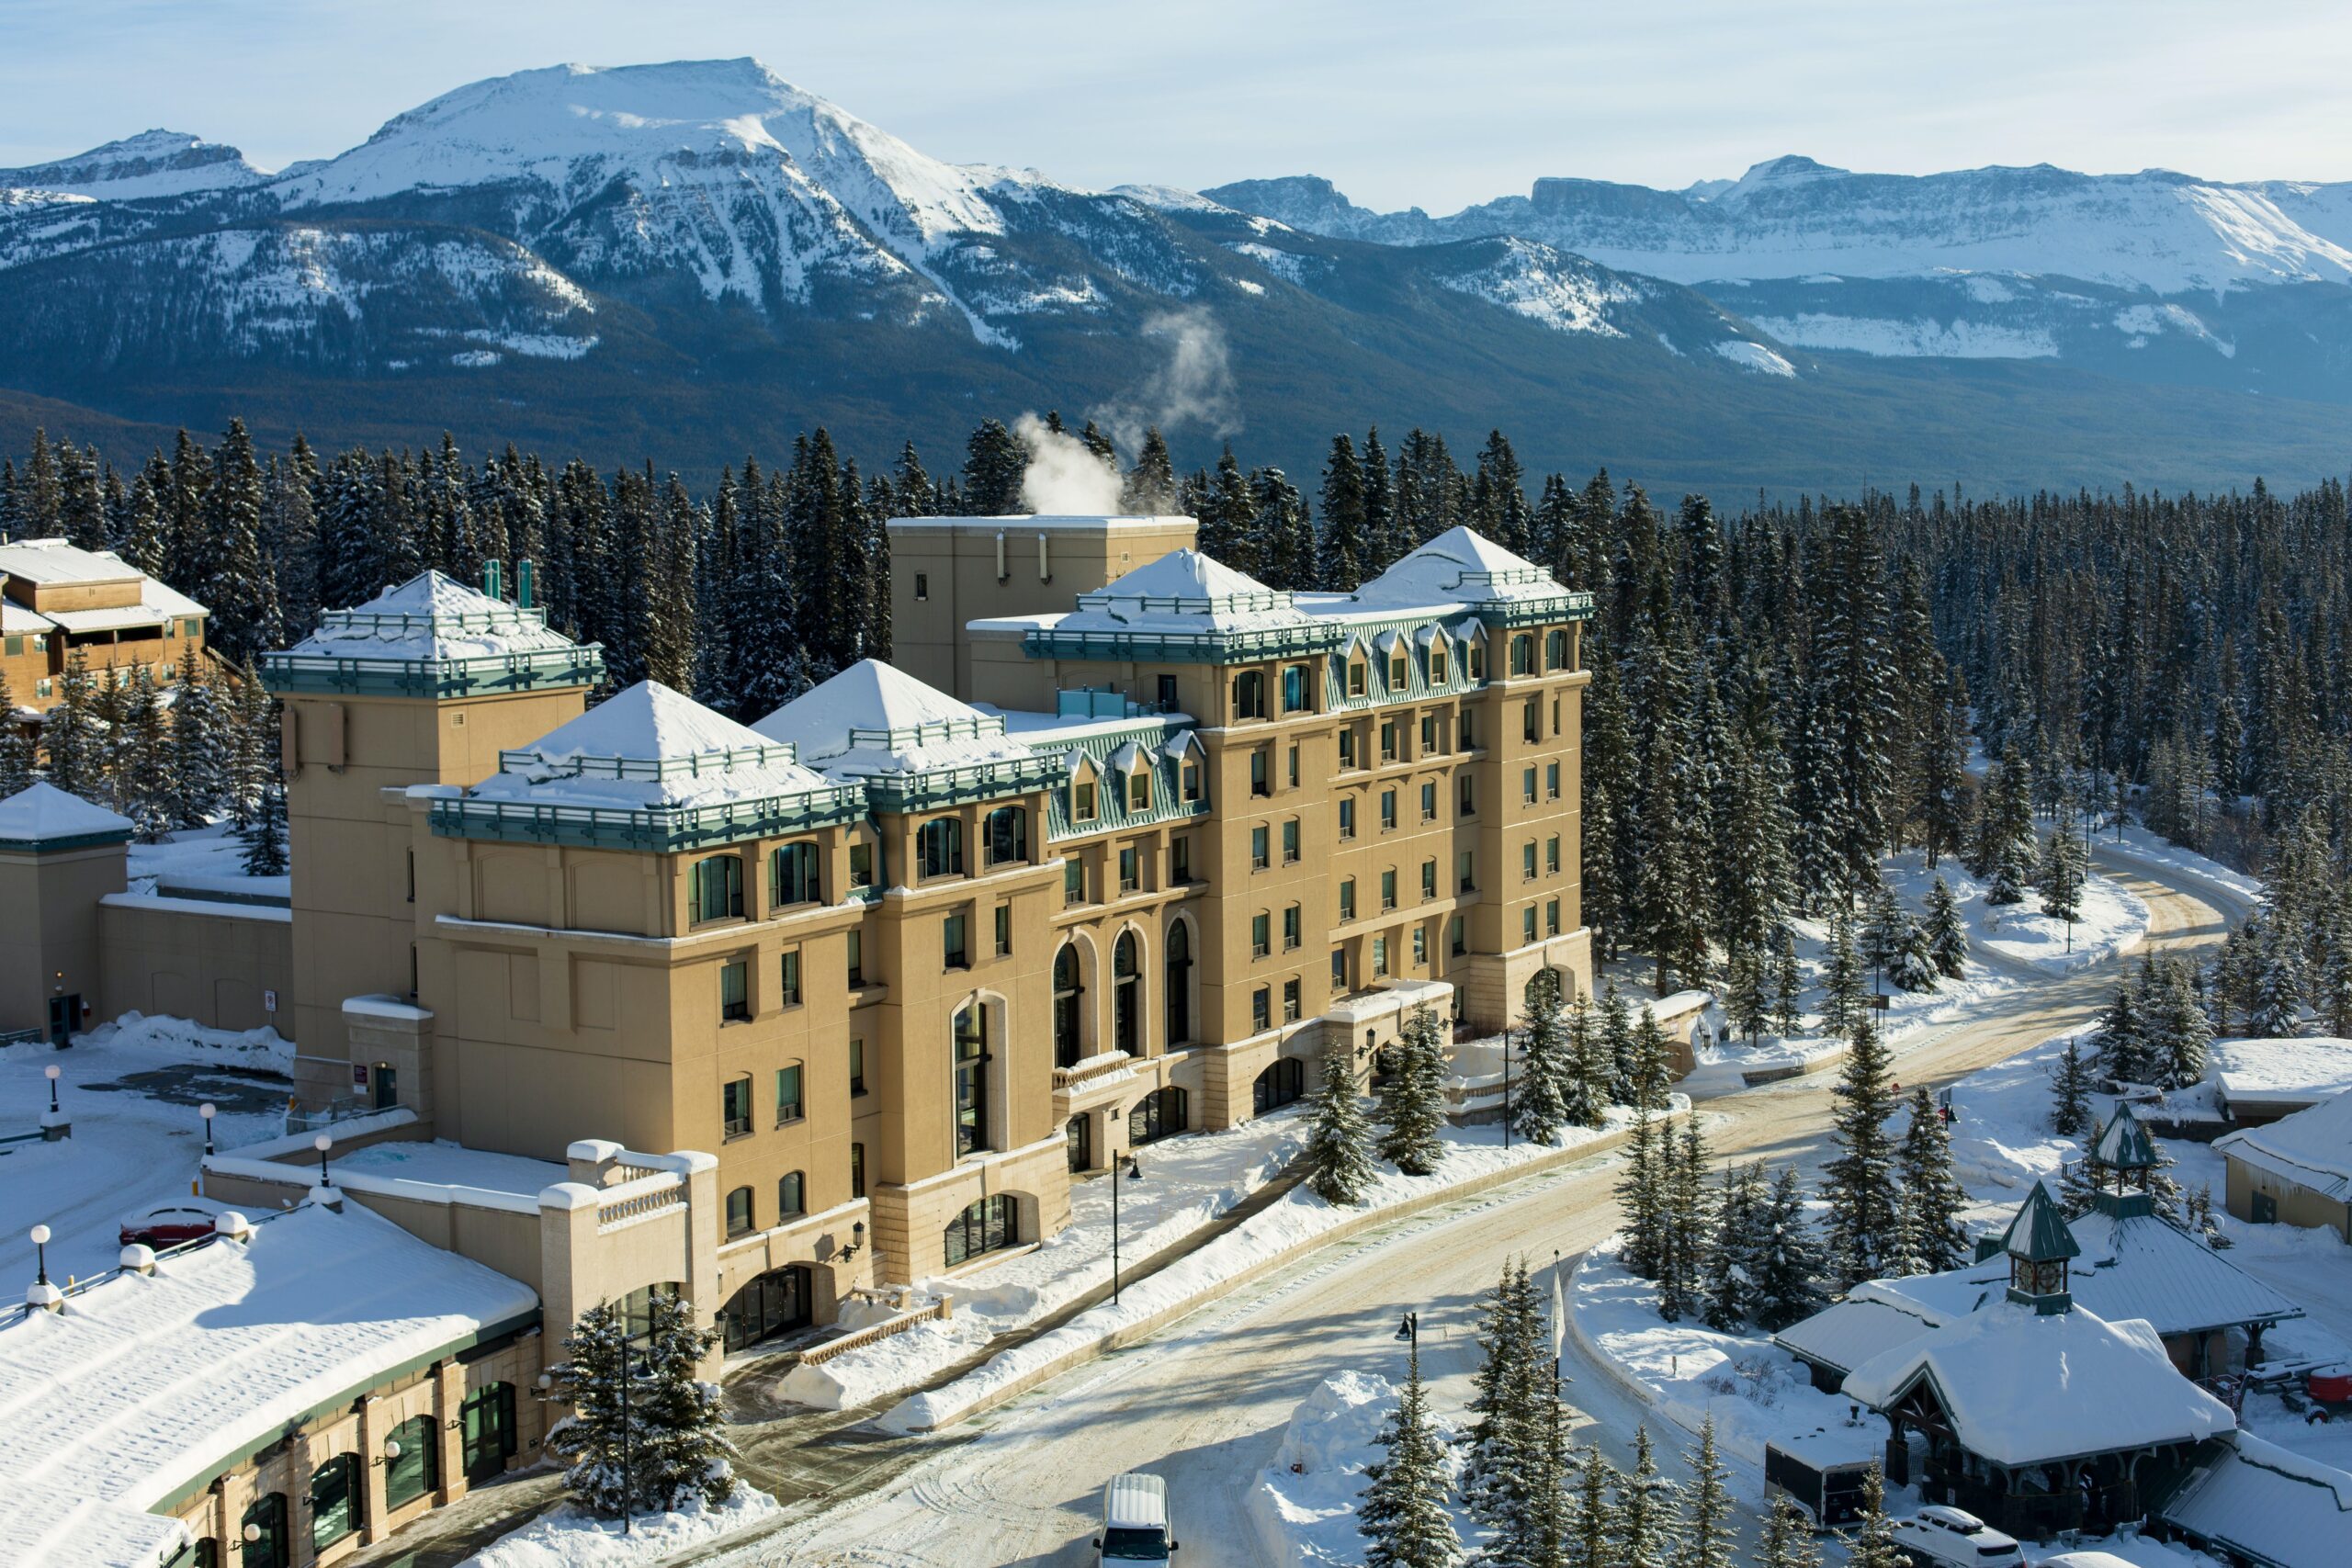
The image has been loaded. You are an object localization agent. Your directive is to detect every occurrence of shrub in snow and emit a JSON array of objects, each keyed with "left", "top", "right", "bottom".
[{"left": 542, "top": 1292, "right": 738, "bottom": 1518}]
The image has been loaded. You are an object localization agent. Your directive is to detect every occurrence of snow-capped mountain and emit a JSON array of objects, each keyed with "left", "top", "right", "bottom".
[{"left": 0, "top": 59, "right": 2347, "bottom": 496}]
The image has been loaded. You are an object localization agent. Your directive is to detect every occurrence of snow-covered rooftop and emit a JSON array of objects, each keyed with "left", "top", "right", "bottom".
[
  {"left": 0, "top": 1200, "right": 536, "bottom": 1566},
  {"left": 2159, "top": 1430, "right": 2352, "bottom": 1568},
  {"left": 0, "top": 536, "right": 144, "bottom": 587},
  {"left": 470, "top": 680, "right": 839, "bottom": 812},
  {"left": 282, "top": 570, "right": 578, "bottom": 663},
  {"left": 754, "top": 660, "right": 1038, "bottom": 779},
  {"left": 0, "top": 781, "right": 134, "bottom": 846},
  {"left": 2211, "top": 1036, "right": 2352, "bottom": 1109},
  {"left": 1326, "top": 526, "right": 1572, "bottom": 615},
  {"left": 2215, "top": 1089, "right": 2352, "bottom": 1200},
  {"left": 1050, "top": 549, "right": 1314, "bottom": 637},
  {"left": 1841, "top": 1300, "right": 2235, "bottom": 1466},
  {"left": 1772, "top": 1297, "right": 1938, "bottom": 1378},
  {"left": 0, "top": 600, "right": 51, "bottom": 635}
]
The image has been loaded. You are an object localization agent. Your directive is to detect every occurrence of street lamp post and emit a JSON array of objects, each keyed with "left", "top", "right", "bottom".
[
  {"left": 44, "top": 1065, "right": 60, "bottom": 1115},
  {"left": 618, "top": 1329, "right": 633, "bottom": 1537},
  {"left": 29, "top": 1224, "right": 50, "bottom": 1287},
  {"left": 1112, "top": 1154, "right": 1143, "bottom": 1304},
  {"left": 1394, "top": 1310, "right": 1418, "bottom": 1351},
  {"left": 312, "top": 1134, "right": 332, "bottom": 1187},
  {"left": 199, "top": 1101, "right": 216, "bottom": 1157}
]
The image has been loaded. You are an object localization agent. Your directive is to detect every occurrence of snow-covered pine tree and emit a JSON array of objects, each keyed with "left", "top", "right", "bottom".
[
  {"left": 1500, "top": 1375, "right": 1572, "bottom": 1568},
  {"left": 1599, "top": 981, "right": 1635, "bottom": 1104},
  {"left": 1723, "top": 942, "right": 1768, "bottom": 1042},
  {"left": 1630, "top": 1007, "right": 1674, "bottom": 1111},
  {"left": 1376, "top": 1005, "right": 1449, "bottom": 1178},
  {"left": 1610, "top": 1425, "right": 1684, "bottom": 1568},
  {"left": 1318, "top": 434, "right": 1370, "bottom": 591},
  {"left": 1751, "top": 1167, "right": 1827, "bottom": 1331},
  {"left": 42, "top": 648, "right": 99, "bottom": 798},
  {"left": 1770, "top": 924, "right": 1804, "bottom": 1036},
  {"left": 1675, "top": 1418, "right": 1735, "bottom": 1568},
  {"left": 1923, "top": 875, "right": 1968, "bottom": 980},
  {"left": 1462, "top": 1260, "right": 1542, "bottom": 1538},
  {"left": 540, "top": 1300, "right": 642, "bottom": 1517},
  {"left": 1360, "top": 1341, "right": 1462, "bottom": 1568},
  {"left": 1886, "top": 908, "right": 1938, "bottom": 994},
  {"left": 1894, "top": 1087, "right": 1970, "bottom": 1274},
  {"left": 1824, "top": 1018, "right": 1903, "bottom": 1289},
  {"left": 2153, "top": 956, "right": 2215, "bottom": 1087},
  {"left": 1569, "top": 1442, "right": 1616, "bottom": 1568},
  {"left": 2050, "top": 1038, "right": 2095, "bottom": 1137},
  {"left": 628, "top": 1286, "right": 738, "bottom": 1512},
  {"left": 1860, "top": 877, "right": 1906, "bottom": 979},
  {"left": 1658, "top": 1121, "right": 1711, "bottom": 1323},
  {"left": 1845, "top": 1468, "right": 1909, "bottom": 1568},
  {"left": 2251, "top": 917, "right": 2307, "bottom": 1037},
  {"left": 1561, "top": 993, "right": 1608, "bottom": 1129},
  {"left": 1511, "top": 968, "right": 1572, "bottom": 1146},
  {"left": 541, "top": 1292, "right": 735, "bottom": 1519},
  {"left": 168, "top": 643, "right": 227, "bottom": 828},
  {"left": 1702, "top": 1163, "right": 1764, "bottom": 1331},
  {"left": 227, "top": 672, "right": 277, "bottom": 829},
  {"left": 1755, "top": 1495, "right": 1824, "bottom": 1568},
  {"left": 2038, "top": 801, "right": 2086, "bottom": 928},
  {"left": 240, "top": 781, "right": 288, "bottom": 875},
  {"left": 1822, "top": 908, "right": 1867, "bottom": 1040},
  {"left": 1302, "top": 1042, "right": 1378, "bottom": 1206},
  {"left": 0, "top": 668, "right": 30, "bottom": 797},
  {"left": 1615, "top": 1108, "right": 1668, "bottom": 1282},
  {"left": 2093, "top": 984, "right": 2151, "bottom": 1087},
  {"left": 119, "top": 665, "right": 175, "bottom": 843}
]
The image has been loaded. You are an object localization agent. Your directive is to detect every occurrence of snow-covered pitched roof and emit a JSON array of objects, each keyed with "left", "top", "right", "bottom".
[
  {"left": 754, "top": 659, "right": 1037, "bottom": 780},
  {"left": 285, "top": 570, "right": 577, "bottom": 662},
  {"left": 2211, "top": 1036, "right": 2352, "bottom": 1108},
  {"left": 37, "top": 576, "right": 204, "bottom": 636},
  {"left": 0, "top": 536, "right": 143, "bottom": 587},
  {"left": 0, "top": 1200, "right": 536, "bottom": 1567},
  {"left": 1053, "top": 548, "right": 1313, "bottom": 636},
  {"left": 2215, "top": 1089, "right": 2352, "bottom": 1200},
  {"left": 0, "top": 601, "right": 53, "bottom": 635},
  {"left": 0, "top": 781, "right": 133, "bottom": 845},
  {"left": 1841, "top": 1300, "right": 2235, "bottom": 1466},
  {"left": 1852, "top": 1202, "right": 2302, "bottom": 1338},
  {"left": 1773, "top": 1297, "right": 1938, "bottom": 1378},
  {"left": 2160, "top": 1430, "right": 2352, "bottom": 1568},
  {"left": 1337, "top": 526, "right": 1568, "bottom": 614},
  {"left": 471, "top": 681, "right": 836, "bottom": 811}
]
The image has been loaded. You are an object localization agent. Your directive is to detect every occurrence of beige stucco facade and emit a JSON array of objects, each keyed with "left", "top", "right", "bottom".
[{"left": 0, "top": 833, "right": 127, "bottom": 1041}]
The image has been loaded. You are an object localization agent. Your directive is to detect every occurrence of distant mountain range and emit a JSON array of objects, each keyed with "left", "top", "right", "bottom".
[{"left": 1, "top": 58, "right": 2345, "bottom": 495}]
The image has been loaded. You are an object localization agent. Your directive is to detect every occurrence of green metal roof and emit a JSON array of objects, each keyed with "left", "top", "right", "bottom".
[
  {"left": 2093, "top": 1100, "right": 2161, "bottom": 1170},
  {"left": 2003, "top": 1180, "right": 2082, "bottom": 1263}
]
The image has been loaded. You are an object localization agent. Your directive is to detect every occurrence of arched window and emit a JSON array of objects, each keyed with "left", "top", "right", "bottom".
[
  {"left": 1510, "top": 632, "right": 1536, "bottom": 675},
  {"left": 917, "top": 817, "right": 965, "bottom": 879},
  {"left": 1165, "top": 922, "right": 1193, "bottom": 1045},
  {"left": 985, "top": 806, "right": 1027, "bottom": 866},
  {"left": 954, "top": 1003, "right": 989, "bottom": 1156},
  {"left": 779, "top": 1170, "right": 806, "bottom": 1217},
  {"left": 1253, "top": 1057, "right": 1306, "bottom": 1114},
  {"left": 240, "top": 1493, "right": 288, "bottom": 1568},
  {"left": 1546, "top": 627, "right": 1570, "bottom": 670},
  {"left": 771, "top": 841, "right": 821, "bottom": 907},
  {"left": 689, "top": 853, "right": 744, "bottom": 922},
  {"left": 309, "top": 1453, "right": 361, "bottom": 1552},
  {"left": 944, "top": 1192, "right": 1019, "bottom": 1267},
  {"left": 1129, "top": 1085, "right": 1188, "bottom": 1145},
  {"left": 1053, "top": 946, "right": 1084, "bottom": 1069},
  {"left": 385, "top": 1414, "right": 439, "bottom": 1510},
  {"left": 1113, "top": 932, "right": 1142, "bottom": 1056},
  {"left": 726, "top": 1185, "right": 754, "bottom": 1236}
]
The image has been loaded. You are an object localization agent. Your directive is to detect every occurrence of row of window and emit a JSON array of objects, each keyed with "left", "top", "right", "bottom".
[
  {"left": 724, "top": 1145, "right": 869, "bottom": 1240},
  {"left": 686, "top": 807, "right": 1043, "bottom": 931},
  {"left": 1229, "top": 625, "right": 1572, "bottom": 728},
  {"left": 1071, "top": 757, "right": 1204, "bottom": 822},
  {"left": 1339, "top": 707, "right": 1477, "bottom": 770}
]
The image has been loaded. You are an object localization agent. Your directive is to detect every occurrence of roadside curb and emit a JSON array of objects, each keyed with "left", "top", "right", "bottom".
[
  {"left": 1562, "top": 1246, "right": 1668, "bottom": 1421},
  {"left": 898, "top": 1111, "right": 1677, "bottom": 1432}
]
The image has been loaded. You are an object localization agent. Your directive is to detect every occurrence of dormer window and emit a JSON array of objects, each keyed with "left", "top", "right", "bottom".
[
  {"left": 1073, "top": 779, "right": 1099, "bottom": 822},
  {"left": 1430, "top": 645, "right": 1449, "bottom": 683},
  {"left": 1469, "top": 644, "right": 1486, "bottom": 681},
  {"left": 1128, "top": 771, "right": 1151, "bottom": 812},
  {"left": 1388, "top": 653, "right": 1409, "bottom": 689},
  {"left": 1182, "top": 759, "right": 1204, "bottom": 802},
  {"left": 1348, "top": 659, "right": 1367, "bottom": 697}
]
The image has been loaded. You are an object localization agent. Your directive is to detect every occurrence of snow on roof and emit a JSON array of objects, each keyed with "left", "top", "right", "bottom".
[
  {"left": 1053, "top": 548, "right": 1312, "bottom": 637},
  {"left": 2215, "top": 1089, "right": 2352, "bottom": 1200},
  {"left": 1841, "top": 1300, "right": 2235, "bottom": 1466},
  {"left": 0, "top": 781, "right": 133, "bottom": 844},
  {"left": 285, "top": 570, "right": 576, "bottom": 662},
  {"left": 2160, "top": 1430, "right": 2352, "bottom": 1568},
  {"left": 2211, "top": 1036, "right": 2352, "bottom": 1107},
  {"left": 1853, "top": 1202, "right": 2302, "bottom": 1337},
  {"left": 0, "top": 536, "right": 143, "bottom": 587},
  {"left": 39, "top": 576, "right": 207, "bottom": 636},
  {"left": 0, "top": 1200, "right": 536, "bottom": 1566},
  {"left": 1339, "top": 526, "right": 1569, "bottom": 614},
  {"left": 472, "top": 681, "right": 835, "bottom": 811},
  {"left": 754, "top": 660, "right": 1037, "bottom": 778},
  {"left": 1, "top": 600, "right": 56, "bottom": 634},
  {"left": 1773, "top": 1297, "right": 1938, "bottom": 1377}
]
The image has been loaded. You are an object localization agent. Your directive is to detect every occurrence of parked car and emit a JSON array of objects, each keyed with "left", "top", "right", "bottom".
[
  {"left": 1093, "top": 1471, "right": 1177, "bottom": 1562},
  {"left": 119, "top": 1198, "right": 230, "bottom": 1250},
  {"left": 1892, "top": 1505, "right": 2024, "bottom": 1566}
]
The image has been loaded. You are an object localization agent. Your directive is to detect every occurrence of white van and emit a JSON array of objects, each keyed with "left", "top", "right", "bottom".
[
  {"left": 1094, "top": 1472, "right": 1179, "bottom": 1562},
  {"left": 1890, "top": 1505, "right": 2024, "bottom": 1566}
]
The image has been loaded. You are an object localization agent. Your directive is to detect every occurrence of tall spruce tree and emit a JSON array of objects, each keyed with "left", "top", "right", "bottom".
[
  {"left": 1923, "top": 876, "right": 1969, "bottom": 979},
  {"left": 239, "top": 781, "right": 288, "bottom": 875},
  {"left": 0, "top": 669, "right": 31, "bottom": 796},
  {"left": 1823, "top": 1019, "right": 1903, "bottom": 1289},
  {"left": 1360, "top": 1341, "right": 1462, "bottom": 1568},
  {"left": 1755, "top": 1496, "right": 1824, "bottom": 1568},
  {"left": 2050, "top": 1037, "right": 2095, "bottom": 1137},
  {"left": 1376, "top": 1005, "right": 1449, "bottom": 1177},
  {"left": 1562, "top": 992, "right": 1609, "bottom": 1129},
  {"left": 1511, "top": 968, "right": 1573, "bottom": 1145},
  {"left": 1615, "top": 1107, "right": 1668, "bottom": 1281},
  {"left": 1610, "top": 1425, "right": 1684, "bottom": 1568},
  {"left": 1893, "top": 1087, "right": 1970, "bottom": 1275},
  {"left": 1462, "top": 1260, "right": 1543, "bottom": 1539},
  {"left": 1751, "top": 1168, "right": 1827, "bottom": 1331},
  {"left": 1303, "top": 1042, "right": 1378, "bottom": 1206},
  {"left": 1674, "top": 1419, "right": 1735, "bottom": 1568}
]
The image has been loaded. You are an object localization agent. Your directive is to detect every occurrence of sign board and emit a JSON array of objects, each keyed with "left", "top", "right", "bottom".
[
  {"left": 263, "top": 989, "right": 278, "bottom": 1013},
  {"left": 1868, "top": 994, "right": 1892, "bottom": 1010},
  {"left": 352, "top": 1063, "right": 369, "bottom": 1089}
]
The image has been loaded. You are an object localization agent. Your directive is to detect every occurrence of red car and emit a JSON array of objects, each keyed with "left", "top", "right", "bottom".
[{"left": 119, "top": 1199, "right": 230, "bottom": 1250}]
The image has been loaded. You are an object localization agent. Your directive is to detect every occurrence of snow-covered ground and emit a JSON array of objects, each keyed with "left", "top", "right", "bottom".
[
  {"left": 1244, "top": 1369, "right": 1466, "bottom": 1567},
  {"left": 777, "top": 1107, "right": 1311, "bottom": 1409},
  {"left": 876, "top": 1103, "right": 1673, "bottom": 1434},
  {"left": 126, "top": 822, "right": 288, "bottom": 902},
  {"left": 0, "top": 1012, "right": 291, "bottom": 1287},
  {"left": 456, "top": 1487, "right": 781, "bottom": 1567}
]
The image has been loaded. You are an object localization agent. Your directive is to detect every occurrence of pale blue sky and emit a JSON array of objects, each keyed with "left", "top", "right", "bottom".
[{"left": 3, "top": 1, "right": 2348, "bottom": 209}]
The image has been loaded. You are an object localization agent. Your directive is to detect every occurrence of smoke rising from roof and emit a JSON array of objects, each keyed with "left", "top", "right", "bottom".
[{"left": 1013, "top": 412, "right": 1123, "bottom": 514}]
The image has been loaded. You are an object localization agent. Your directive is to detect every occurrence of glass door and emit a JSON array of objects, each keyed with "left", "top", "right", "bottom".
[{"left": 953, "top": 1005, "right": 989, "bottom": 1155}]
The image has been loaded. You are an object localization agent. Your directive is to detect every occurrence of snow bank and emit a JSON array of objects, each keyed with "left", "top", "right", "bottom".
[
  {"left": 457, "top": 1486, "right": 781, "bottom": 1567},
  {"left": 74, "top": 1010, "right": 293, "bottom": 1073},
  {"left": 1244, "top": 1371, "right": 1465, "bottom": 1568}
]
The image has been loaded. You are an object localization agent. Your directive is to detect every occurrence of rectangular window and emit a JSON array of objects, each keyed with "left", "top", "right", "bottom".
[
  {"left": 1523, "top": 906, "right": 1539, "bottom": 943},
  {"left": 1381, "top": 869, "right": 1397, "bottom": 910},
  {"left": 1114, "top": 846, "right": 1138, "bottom": 893},
  {"left": 1547, "top": 762, "right": 1562, "bottom": 800},
  {"left": 1339, "top": 728, "right": 1357, "bottom": 769},
  {"left": 1288, "top": 744, "right": 1300, "bottom": 788},
  {"left": 1459, "top": 849, "right": 1476, "bottom": 893},
  {"left": 846, "top": 929, "right": 865, "bottom": 987},
  {"left": 1421, "top": 859, "right": 1437, "bottom": 900},
  {"left": 944, "top": 912, "right": 970, "bottom": 969},
  {"left": 691, "top": 855, "right": 744, "bottom": 923},
  {"left": 850, "top": 841, "right": 874, "bottom": 888},
  {"left": 1282, "top": 664, "right": 1310, "bottom": 712},
  {"left": 1283, "top": 978, "right": 1302, "bottom": 1022},
  {"left": 1129, "top": 771, "right": 1151, "bottom": 812},
  {"left": 1449, "top": 914, "right": 1466, "bottom": 954},
  {"left": 1340, "top": 878, "right": 1357, "bottom": 921},
  {"left": 1349, "top": 660, "right": 1367, "bottom": 696},
  {"left": 1421, "top": 715, "right": 1440, "bottom": 755},
  {"left": 914, "top": 572, "right": 929, "bottom": 601},
  {"left": 849, "top": 1037, "right": 867, "bottom": 1096},
  {"left": 720, "top": 960, "right": 749, "bottom": 1022},
  {"left": 1546, "top": 836, "right": 1562, "bottom": 874},
  {"left": 852, "top": 1142, "right": 866, "bottom": 1200},
  {"left": 1547, "top": 898, "right": 1563, "bottom": 937},
  {"left": 1, "top": 636, "right": 17, "bottom": 657},
  {"left": 1159, "top": 673, "right": 1180, "bottom": 708},
  {"left": 1252, "top": 912, "right": 1272, "bottom": 958},
  {"left": 994, "top": 902, "right": 1012, "bottom": 956},
  {"left": 1252, "top": 825, "right": 1271, "bottom": 870},
  {"left": 1282, "top": 819, "right": 1300, "bottom": 863},
  {"left": 1511, "top": 633, "right": 1535, "bottom": 675},
  {"left": 1459, "top": 710, "right": 1475, "bottom": 750},
  {"left": 1389, "top": 654, "right": 1409, "bottom": 689},
  {"left": 1523, "top": 766, "right": 1538, "bottom": 804},
  {"left": 1065, "top": 858, "right": 1085, "bottom": 906},
  {"left": 1523, "top": 841, "right": 1539, "bottom": 880},
  {"left": 772, "top": 841, "right": 821, "bottom": 907},
  {"left": 1339, "top": 797, "right": 1357, "bottom": 840},
  {"left": 1413, "top": 927, "right": 1429, "bottom": 966},
  {"left": 1252, "top": 987, "right": 1272, "bottom": 1032},
  {"left": 722, "top": 1076, "right": 752, "bottom": 1138},
  {"left": 778, "top": 948, "right": 802, "bottom": 1007},
  {"left": 1250, "top": 748, "right": 1271, "bottom": 797},
  {"left": 775, "top": 1063, "right": 804, "bottom": 1123},
  {"left": 1381, "top": 720, "right": 1398, "bottom": 761},
  {"left": 1420, "top": 782, "right": 1438, "bottom": 822},
  {"left": 1523, "top": 699, "right": 1541, "bottom": 743},
  {"left": 1459, "top": 775, "right": 1476, "bottom": 816},
  {"left": 1233, "top": 670, "right": 1267, "bottom": 719},
  {"left": 1331, "top": 947, "right": 1349, "bottom": 989},
  {"left": 1431, "top": 647, "right": 1449, "bottom": 683},
  {"left": 1283, "top": 904, "right": 1302, "bottom": 949},
  {"left": 1074, "top": 780, "right": 1099, "bottom": 821},
  {"left": 1373, "top": 936, "right": 1391, "bottom": 977},
  {"left": 1380, "top": 790, "right": 1397, "bottom": 831},
  {"left": 1172, "top": 835, "right": 1193, "bottom": 882}
]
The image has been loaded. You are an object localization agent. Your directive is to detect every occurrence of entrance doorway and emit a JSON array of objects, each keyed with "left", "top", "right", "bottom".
[
  {"left": 458, "top": 1382, "right": 516, "bottom": 1483},
  {"left": 370, "top": 1063, "right": 398, "bottom": 1110},
  {"left": 2252, "top": 1190, "right": 2278, "bottom": 1224},
  {"left": 719, "top": 1265, "right": 813, "bottom": 1351},
  {"left": 1066, "top": 1112, "right": 1092, "bottom": 1173},
  {"left": 48, "top": 994, "right": 78, "bottom": 1047}
]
